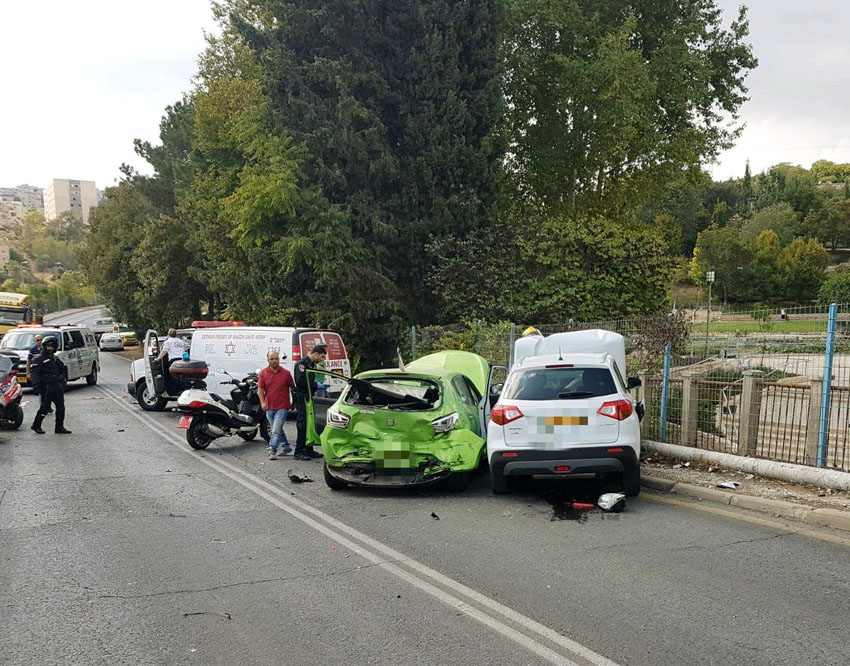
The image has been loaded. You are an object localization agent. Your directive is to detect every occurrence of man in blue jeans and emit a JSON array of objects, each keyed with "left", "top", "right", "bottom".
[{"left": 257, "top": 350, "right": 295, "bottom": 460}]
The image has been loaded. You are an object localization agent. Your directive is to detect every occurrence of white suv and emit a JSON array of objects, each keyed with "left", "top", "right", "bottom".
[{"left": 487, "top": 351, "right": 641, "bottom": 496}]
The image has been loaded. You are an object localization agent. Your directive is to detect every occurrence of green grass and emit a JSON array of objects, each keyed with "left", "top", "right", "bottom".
[{"left": 705, "top": 320, "right": 829, "bottom": 334}]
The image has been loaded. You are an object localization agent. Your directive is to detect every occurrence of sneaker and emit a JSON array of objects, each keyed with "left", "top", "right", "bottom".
[
  {"left": 268, "top": 451, "right": 278, "bottom": 460},
  {"left": 293, "top": 451, "right": 311, "bottom": 461},
  {"left": 278, "top": 447, "right": 292, "bottom": 456}
]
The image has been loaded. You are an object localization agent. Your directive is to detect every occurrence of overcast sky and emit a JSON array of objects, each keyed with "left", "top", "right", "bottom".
[{"left": 1, "top": 1, "right": 848, "bottom": 190}]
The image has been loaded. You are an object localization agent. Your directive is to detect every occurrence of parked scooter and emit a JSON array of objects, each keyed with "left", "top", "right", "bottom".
[
  {"left": 0, "top": 353, "right": 25, "bottom": 430},
  {"left": 175, "top": 369, "right": 270, "bottom": 449}
]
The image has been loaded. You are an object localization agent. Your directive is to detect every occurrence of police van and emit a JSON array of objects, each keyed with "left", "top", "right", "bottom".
[{"left": 0, "top": 325, "right": 100, "bottom": 387}]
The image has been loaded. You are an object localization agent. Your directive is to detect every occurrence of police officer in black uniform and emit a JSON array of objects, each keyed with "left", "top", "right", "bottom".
[
  {"left": 292, "top": 344, "right": 327, "bottom": 460},
  {"left": 30, "top": 336, "right": 72, "bottom": 435}
]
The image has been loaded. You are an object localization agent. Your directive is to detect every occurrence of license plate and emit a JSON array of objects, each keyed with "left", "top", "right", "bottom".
[
  {"left": 545, "top": 416, "right": 588, "bottom": 426},
  {"left": 178, "top": 415, "right": 192, "bottom": 429}
]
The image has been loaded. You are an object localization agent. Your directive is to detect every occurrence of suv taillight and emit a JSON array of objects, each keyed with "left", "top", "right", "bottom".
[
  {"left": 491, "top": 405, "right": 524, "bottom": 425},
  {"left": 597, "top": 400, "right": 633, "bottom": 421}
]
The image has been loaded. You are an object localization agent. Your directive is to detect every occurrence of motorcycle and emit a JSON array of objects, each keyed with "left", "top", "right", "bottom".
[
  {"left": 0, "top": 353, "right": 25, "bottom": 430},
  {"left": 175, "top": 369, "right": 270, "bottom": 449}
]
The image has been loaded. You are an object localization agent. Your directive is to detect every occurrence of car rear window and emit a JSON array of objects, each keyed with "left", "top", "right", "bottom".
[
  {"left": 502, "top": 367, "right": 617, "bottom": 401},
  {"left": 345, "top": 377, "right": 440, "bottom": 410}
]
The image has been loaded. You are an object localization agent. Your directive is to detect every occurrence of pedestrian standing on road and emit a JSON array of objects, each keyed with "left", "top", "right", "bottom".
[
  {"left": 30, "top": 336, "right": 71, "bottom": 435},
  {"left": 258, "top": 350, "right": 295, "bottom": 461},
  {"left": 293, "top": 344, "right": 327, "bottom": 461}
]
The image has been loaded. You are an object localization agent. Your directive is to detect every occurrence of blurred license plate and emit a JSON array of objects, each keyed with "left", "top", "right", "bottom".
[
  {"left": 545, "top": 416, "right": 588, "bottom": 426},
  {"left": 177, "top": 415, "right": 192, "bottom": 429}
]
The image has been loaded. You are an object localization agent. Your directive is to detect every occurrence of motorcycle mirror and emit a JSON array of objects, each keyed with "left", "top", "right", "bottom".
[{"left": 216, "top": 367, "right": 227, "bottom": 374}]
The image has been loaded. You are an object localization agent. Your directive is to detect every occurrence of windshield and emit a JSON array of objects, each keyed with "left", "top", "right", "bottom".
[
  {"left": 0, "top": 308, "right": 28, "bottom": 324},
  {"left": 345, "top": 376, "right": 440, "bottom": 411},
  {"left": 502, "top": 367, "right": 617, "bottom": 401},
  {"left": 0, "top": 331, "right": 46, "bottom": 351}
]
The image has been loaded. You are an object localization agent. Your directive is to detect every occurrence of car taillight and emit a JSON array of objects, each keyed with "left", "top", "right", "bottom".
[
  {"left": 597, "top": 400, "right": 633, "bottom": 421},
  {"left": 188, "top": 401, "right": 207, "bottom": 409},
  {"left": 326, "top": 409, "right": 350, "bottom": 430},
  {"left": 491, "top": 405, "right": 524, "bottom": 425},
  {"left": 292, "top": 344, "right": 301, "bottom": 361}
]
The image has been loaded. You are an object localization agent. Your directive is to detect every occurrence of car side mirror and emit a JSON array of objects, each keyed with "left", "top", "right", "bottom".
[{"left": 627, "top": 377, "right": 641, "bottom": 389}]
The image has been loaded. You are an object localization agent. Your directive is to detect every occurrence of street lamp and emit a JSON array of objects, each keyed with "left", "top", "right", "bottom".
[{"left": 705, "top": 270, "right": 715, "bottom": 353}]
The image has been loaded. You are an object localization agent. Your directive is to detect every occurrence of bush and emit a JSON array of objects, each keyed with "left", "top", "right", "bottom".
[{"left": 818, "top": 270, "right": 850, "bottom": 305}]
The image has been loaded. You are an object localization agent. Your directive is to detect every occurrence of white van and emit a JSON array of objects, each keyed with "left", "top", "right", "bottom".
[
  {"left": 0, "top": 325, "right": 100, "bottom": 388},
  {"left": 128, "top": 326, "right": 351, "bottom": 409}
]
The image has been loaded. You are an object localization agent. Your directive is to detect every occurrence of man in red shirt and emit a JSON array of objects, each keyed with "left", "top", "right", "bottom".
[{"left": 258, "top": 350, "right": 295, "bottom": 460}]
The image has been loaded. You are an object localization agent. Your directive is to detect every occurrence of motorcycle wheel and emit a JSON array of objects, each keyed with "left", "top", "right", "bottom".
[
  {"left": 238, "top": 429, "right": 257, "bottom": 442},
  {"left": 187, "top": 418, "right": 213, "bottom": 450},
  {"left": 260, "top": 420, "right": 271, "bottom": 442},
  {"left": 0, "top": 404, "right": 24, "bottom": 431}
]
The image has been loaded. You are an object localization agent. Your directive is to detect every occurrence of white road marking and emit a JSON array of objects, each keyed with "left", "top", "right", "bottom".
[{"left": 96, "top": 383, "right": 620, "bottom": 666}]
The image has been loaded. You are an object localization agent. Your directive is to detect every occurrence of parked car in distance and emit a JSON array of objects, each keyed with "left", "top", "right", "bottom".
[
  {"left": 487, "top": 330, "right": 642, "bottom": 496},
  {"left": 91, "top": 318, "right": 117, "bottom": 341},
  {"left": 118, "top": 326, "right": 138, "bottom": 346},
  {"left": 99, "top": 332, "right": 124, "bottom": 351}
]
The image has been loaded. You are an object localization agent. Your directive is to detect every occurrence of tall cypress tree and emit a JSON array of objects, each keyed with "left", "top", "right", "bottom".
[{"left": 227, "top": 0, "right": 505, "bottom": 324}]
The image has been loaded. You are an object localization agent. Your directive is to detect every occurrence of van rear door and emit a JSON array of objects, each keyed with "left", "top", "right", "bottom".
[{"left": 297, "top": 330, "right": 351, "bottom": 393}]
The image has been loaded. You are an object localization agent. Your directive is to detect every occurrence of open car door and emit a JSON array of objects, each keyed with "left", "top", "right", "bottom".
[
  {"left": 480, "top": 365, "right": 507, "bottom": 434},
  {"left": 305, "top": 368, "right": 351, "bottom": 446},
  {"left": 143, "top": 330, "right": 160, "bottom": 398}
]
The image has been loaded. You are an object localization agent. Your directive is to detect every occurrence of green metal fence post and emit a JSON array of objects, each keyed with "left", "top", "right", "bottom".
[
  {"left": 659, "top": 341, "right": 672, "bottom": 443},
  {"left": 410, "top": 325, "right": 417, "bottom": 359},
  {"left": 817, "top": 303, "right": 838, "bottom": 467}
]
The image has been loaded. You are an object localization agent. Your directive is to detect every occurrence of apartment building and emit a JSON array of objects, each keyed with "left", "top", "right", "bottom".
[{"left": 43, "top": 179, "right": 98, "bottom": 223}]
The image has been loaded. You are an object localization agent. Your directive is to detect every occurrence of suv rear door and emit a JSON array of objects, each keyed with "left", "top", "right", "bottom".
[
  {"left": 62, "top": 331, "right": 80, "bottom": 379},
  {"left": 500, "top": 364, "right": 621, "bottom": 448}
]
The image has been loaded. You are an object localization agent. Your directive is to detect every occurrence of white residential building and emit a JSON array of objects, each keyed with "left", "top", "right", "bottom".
[{"left": 44, "top": 178, "right": 98, "bottom": 223}]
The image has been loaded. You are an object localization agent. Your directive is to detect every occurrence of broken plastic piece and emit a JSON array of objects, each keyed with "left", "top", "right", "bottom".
[
  {"left": 572, "top": 502, "right": 595, "bottom": 510},
  {"left": 717, "top": 481, "right": 741, "bottom": 489},
  {"left": 598, "top": 493, "right": 626, "bottom": 512},
  {"left": 431, "top": 512, "right": 440, "bottom": 520},
  {"left": 287, "top": 469, "right": 314, "bottom": 483}
]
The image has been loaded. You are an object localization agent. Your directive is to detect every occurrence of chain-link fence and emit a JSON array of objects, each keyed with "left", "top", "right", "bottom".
[{"left": 403, "top": 304, "right": 850, "bottom": 472}]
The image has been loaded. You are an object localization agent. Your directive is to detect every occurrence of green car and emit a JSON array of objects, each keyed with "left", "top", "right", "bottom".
[{"left": 310, "top": 351, "right": 503, "bottom": 490}]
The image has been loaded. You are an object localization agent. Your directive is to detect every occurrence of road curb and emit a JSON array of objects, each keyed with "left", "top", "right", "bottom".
[{"left": 642, "top": 475, "right": 850, "bottom": 533}]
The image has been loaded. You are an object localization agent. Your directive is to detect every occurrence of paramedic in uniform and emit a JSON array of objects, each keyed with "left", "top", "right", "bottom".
[
  {"left": 156, "top": 328, "right": 186, "bottom": 393},
  {"left": 292, "top": 344, "right": 327, "bottom": 460}
]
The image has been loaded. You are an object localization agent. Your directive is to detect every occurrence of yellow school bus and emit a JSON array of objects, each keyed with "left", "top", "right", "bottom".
[{"left": 0, "top": 292, "right": 34, "bottom": 334}]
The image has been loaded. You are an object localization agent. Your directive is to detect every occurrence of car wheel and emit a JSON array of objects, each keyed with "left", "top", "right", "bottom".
[
  {"left": 187, "top": 418, "right": 212, "bottom": 450},
  {"left": 86, "top": 364, "right": 98, "bottom": 386},
  {"left": 490, "top": 467, "right": 511, "bottom": 495},
  {"left": 238, "top": 429, "right": 257, "bottom": 442},
  {"left": 323, "top": 462, "right": 348, "bottom": 490},
  {"left": 446, "top": 471, "right": 471, "bottom": 492},
  {"left": 136, "top": 382, "right": 167, "bottom": 412},
  {"left": 622, "top": 463, "right": 641, "bottom": 497}
]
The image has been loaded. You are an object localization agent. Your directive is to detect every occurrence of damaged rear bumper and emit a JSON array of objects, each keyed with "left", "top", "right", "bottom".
[{"left": 325, "top": 460, "right": 453, "bottom": 487}]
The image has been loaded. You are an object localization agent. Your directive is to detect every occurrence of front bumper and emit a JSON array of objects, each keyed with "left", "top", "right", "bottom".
[{"left": 489, "top": 446, "right": 639, "bottom": 478}]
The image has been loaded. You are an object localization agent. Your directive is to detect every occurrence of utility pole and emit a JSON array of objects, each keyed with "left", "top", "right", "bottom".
[{"left": 705, "top": 271, "right": 715, "bottom": 354}]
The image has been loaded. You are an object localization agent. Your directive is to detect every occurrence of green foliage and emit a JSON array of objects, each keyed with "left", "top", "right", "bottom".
[
  {"left": 503, "top": 0, "right": 757, "bottom": 216},
  {"left": 810, "top": 160, "right": 850, "bottom": 184},
  {"left": 818, "top": 270, "right": 850, "bottom": 305},
  {"left": 741, "top": 203, "right": 801, "bottom": 246},
  {"left": 777, "top": 238, "right": 830, "bottom": 301},
  {"left": 803, "top": 193, "right": 850, "bottom": 250}
]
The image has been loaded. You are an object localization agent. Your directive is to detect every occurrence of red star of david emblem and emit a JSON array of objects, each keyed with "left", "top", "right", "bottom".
[{"left": 224, "top": 342, "right": 236, "bottom": 356}]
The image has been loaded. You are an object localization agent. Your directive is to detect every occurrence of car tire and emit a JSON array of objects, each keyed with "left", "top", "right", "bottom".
[
  {"left": 86, "top": 364, "right": 98, "bottom": 386},
  {"left": 136, "top": 382, "right": 167, "bottom": 412},
  {"left": 446, "top": 471, "right": 471, "bottom": 492},
  {"left": 187, "top": 418, "right": 212, "bottom": 450},
  {"left": 622, "top": 463, "right": 641, "bottom": 497},
  {"left": 490, "top": 467, "right": 511, "bottom": 495},
  {"left": 323, "top": 462, "right": 348, "bottom": 490}
]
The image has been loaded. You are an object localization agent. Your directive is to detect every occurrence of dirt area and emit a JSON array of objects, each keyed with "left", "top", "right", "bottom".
[
  {"left": 643, "top": 455, "right": 850, "bottom": 511},
  {"left": 114, "top": 346, "right": 142, "bottom": 361}
]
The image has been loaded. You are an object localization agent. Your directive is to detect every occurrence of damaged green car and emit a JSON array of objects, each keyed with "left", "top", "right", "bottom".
[{"left": 309, "top": 351, "right": 504, "bottom": 490}]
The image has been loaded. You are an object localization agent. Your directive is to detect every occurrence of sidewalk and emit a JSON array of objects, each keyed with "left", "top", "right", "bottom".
[{"left": 642, "top": 457, "right": 850, "bottom": 533}]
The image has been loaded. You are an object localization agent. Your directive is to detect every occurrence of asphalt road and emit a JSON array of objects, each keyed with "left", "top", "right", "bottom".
[{"left": 2, "top": 351, "right": 849, "bottom": 665}]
